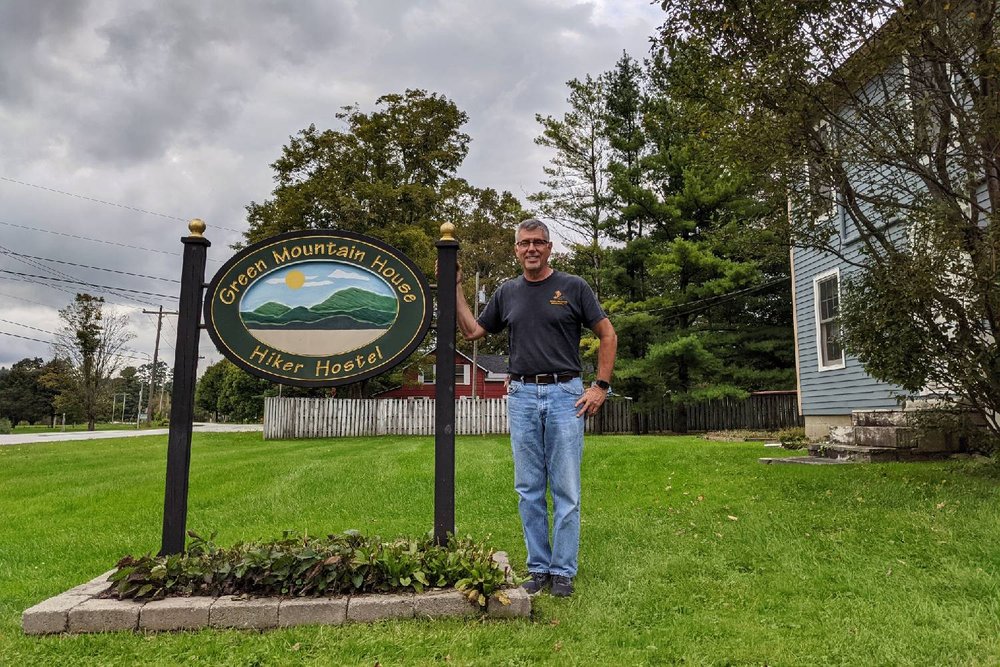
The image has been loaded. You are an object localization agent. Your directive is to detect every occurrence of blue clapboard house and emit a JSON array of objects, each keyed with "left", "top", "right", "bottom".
[{"left": 789, "top": 12, "right": 993, "bottom": 457}]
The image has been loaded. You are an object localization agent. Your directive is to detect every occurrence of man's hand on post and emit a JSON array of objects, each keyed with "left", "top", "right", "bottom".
[
  {"left": 575, "top": 385, "right": 608, "bottom": 417},
  {"left": 434, "top": 259, "right": 463, "bottom": 285}
]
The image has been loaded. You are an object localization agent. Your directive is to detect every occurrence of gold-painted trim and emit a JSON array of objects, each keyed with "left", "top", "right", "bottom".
[
  {"left": 439, "top": 222, "right": 455, "bottom": 241},
  {"left": 188, "top": 218, "right": 206, "bottom": 237},
  {"left": 206, "top": 232, "right": 431, "bottom": 384}
]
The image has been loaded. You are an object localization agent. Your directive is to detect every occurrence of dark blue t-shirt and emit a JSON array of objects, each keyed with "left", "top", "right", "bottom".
[{"left": 477, "top": 271, "right": 607, "bottom": 375}]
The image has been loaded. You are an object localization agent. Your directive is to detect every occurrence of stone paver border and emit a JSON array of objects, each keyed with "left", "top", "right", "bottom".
[{"left": 23, "top": 552, "right": 530, "bottom": 635}]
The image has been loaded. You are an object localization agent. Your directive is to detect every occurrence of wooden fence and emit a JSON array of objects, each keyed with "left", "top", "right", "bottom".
[
  {"left": 263, "top": 392, "right": 801, "bottom": 439},
  {"left": 636, "top": 392, "right": 804, "bottom": 434}
]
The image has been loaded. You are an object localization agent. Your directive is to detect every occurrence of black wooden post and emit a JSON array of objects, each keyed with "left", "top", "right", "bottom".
[
  {"left": 160, "top": 219, "right": 210, "bottom": 556},
  {"left": 434, "top": 222, "right": 458, "bottom": 546}
]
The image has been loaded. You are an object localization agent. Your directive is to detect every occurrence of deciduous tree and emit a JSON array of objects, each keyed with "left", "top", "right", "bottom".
[
  {"left": 243, "top": 88, "right": 472, "bottom": 273},
  {"left": 51, "top": 294, "right": 134, "bottom": 430},
  {"left": 659, "top": 0, "right": 1000, "bottom": 435},
  {"left": 0, "top": 357, "right": 59, "bottom": 425}
]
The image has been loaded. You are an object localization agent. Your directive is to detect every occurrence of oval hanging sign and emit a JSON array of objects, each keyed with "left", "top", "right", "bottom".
[{"left": 204, "top": 230, "right": 432, "bottom": 387}]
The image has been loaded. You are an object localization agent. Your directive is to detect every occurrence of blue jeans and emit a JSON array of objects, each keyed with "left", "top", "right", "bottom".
[{"left": 507, "top": 376, "right": 585, "bottom": 578}]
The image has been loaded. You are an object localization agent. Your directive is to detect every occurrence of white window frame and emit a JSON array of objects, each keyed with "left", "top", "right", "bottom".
[
  {"left": 418, "top": 364, "right": 471, "bottom": 385},
  {"left": 905, "top": 52, "right": 968, "bottom": 167},
  {"left": 809, "top": 119, "right": 839, "bottom": 226},
  {"left": 814, "top": 268, "right": 846, "bottom": 371}
]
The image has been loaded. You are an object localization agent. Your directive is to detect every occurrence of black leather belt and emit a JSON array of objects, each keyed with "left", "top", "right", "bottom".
[{"left": 508, "top": 372, "right": 580, "bottom": 384}]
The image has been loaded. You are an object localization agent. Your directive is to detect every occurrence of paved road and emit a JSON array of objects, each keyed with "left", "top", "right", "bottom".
[{"left": 0, "top": 422, "right": 262, "bottom": 446}]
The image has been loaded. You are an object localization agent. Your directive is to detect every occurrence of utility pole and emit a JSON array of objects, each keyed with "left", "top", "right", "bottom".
[
  {"left": 471, "top": 272, "right": 480, "bottom": 399},
  {"left": 143, "top": 306, "right": 178, "bottom": 423},
  {"left": 136, "top": 384, "right": 144, "bottom": 428}
]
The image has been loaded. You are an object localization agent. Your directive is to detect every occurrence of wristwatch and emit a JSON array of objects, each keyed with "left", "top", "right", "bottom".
[{"left": 592, "top": 379, "right": 611, "bottom": 391}]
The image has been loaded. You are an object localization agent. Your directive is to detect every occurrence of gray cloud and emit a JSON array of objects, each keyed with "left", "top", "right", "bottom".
[{"left": 0, "top": 0, "right": 661, "bottom": 367}]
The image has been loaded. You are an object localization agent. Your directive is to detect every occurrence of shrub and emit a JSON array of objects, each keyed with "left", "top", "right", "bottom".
[
  {"left": 778, "top": 427, "right": 808, "bottom": 450},
  {"left": 0, "top": 418, "right": 11, "bottom": 434},
  {"left": 906, "top": 407, "right": 999, "bottom": 456},
  {"left": 110, "top": 530, "right": 511, "bottom": 607}
]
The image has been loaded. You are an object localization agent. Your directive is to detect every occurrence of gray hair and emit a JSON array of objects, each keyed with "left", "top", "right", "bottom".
[{"left": 515, "top": 218, "right": 550, "bottom": 242}]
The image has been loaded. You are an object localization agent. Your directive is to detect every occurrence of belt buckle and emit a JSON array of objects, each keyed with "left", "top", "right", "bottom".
[{"left": 538, "top": 373, "right": 555, "bottom": 384}]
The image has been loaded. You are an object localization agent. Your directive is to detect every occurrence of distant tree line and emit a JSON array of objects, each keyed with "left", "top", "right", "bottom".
[{"left": 0, "top": 293, "right": 170, "bottom": 430}]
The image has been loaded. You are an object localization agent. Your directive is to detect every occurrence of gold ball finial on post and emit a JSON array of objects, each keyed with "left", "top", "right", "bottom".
[
  {"left": 440, "top": 222, "right": 456, "bottom": 241},
  {"left": 188, "top": 218, "right": 206, "bottom": 238}
]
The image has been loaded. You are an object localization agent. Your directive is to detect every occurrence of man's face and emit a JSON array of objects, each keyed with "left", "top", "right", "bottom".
[{"left": 514, "top": 228, "right": 552, "bottom": 272}]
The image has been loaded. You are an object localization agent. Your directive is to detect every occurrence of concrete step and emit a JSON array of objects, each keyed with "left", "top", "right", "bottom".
[
  {"left": 854, "top": 425, "right": 953, "bottom": 451},
  {"left": 759, "top": 456, "right": 853, "bottom": 465},
  {"left": 829, "top": 425, "right": 855, "bottom": 446},
  {"left": 808, "top": 442, "right": 905, "bottom": 463},
  {"left": 808, "top": 441, "right": 957, "bottom": 463},
  {"left": 852, "top": 425, "right": 919, "bottom": 449},
  {"left": 852, "top": 410, "right": 908, "bottom": 427}
]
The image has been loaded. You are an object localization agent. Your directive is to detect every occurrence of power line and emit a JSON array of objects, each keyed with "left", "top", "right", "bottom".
[
  {"left": 0, "top": 219, "right": 225, "bottom": 265},
  {"left": 0, "top": 270, "right": 177, "bottom": 300},
  {"left": 623, "top": 277, "right": 789, "bottom": 320},
  {"left": 0, "top": 317, "right": 58, "bottom": 337},
  {"left": 0, "top": 234, "right": 205, "bottom": 308},
  {"left": 1, "top": 243, "right": 165, "bottom": 313},
  {"left": 0, "top": 270, "right": 157, "bottom": 309},
  {"left": 0, "top": 317, "right": 147, "bottom": 356},
  {"left": 3, "top": 251, "right": 181, "bottom": 283},
  {"left": 0, "top": 244, "right": 81, "bottom": 299},
  {"left": 0, "top": 329, "right": 151, "bottom": 364},
  {"left": 0, "top": 330, "right": 52, "bottom": 345},
  {"left": 0, "top": 219, "right": 180, "bottom": 256},
  {"left": 0, "top": 314, "right": 162, "bottom": 364},
  {"left": 0, "top": 175, "right": 245, "bottom": 234},
  {"left": 0, "top": 275, "right": 159, "bottom": 311},
  {"left": 0, "top": 176, "right": 187, "bottom": 220},
  {"left": 0, "top": 289, "right": 57, "bottom": 308}
]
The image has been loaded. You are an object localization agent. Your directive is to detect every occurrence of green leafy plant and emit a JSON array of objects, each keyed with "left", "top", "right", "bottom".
[
  {"left": 109, "top": 530, "right": 510, "bottom": 606},
  {"left": 778, "top": 427, "right": 808, "bottom": 450},
  {"left": 904, "top": 407, "right": 999, "bottom": 456},
  {"left": 0, "top": 418, "right": 11, "bottom": 434}
]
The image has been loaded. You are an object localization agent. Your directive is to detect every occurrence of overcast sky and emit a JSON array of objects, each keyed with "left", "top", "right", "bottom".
[{"left": 0, "top": 0, "right": 662, "bottom": 373}]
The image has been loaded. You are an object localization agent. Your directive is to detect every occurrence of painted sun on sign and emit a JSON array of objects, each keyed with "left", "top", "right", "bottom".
[{"left": 239, "top": 261, "right": 398, "bottom": 356}]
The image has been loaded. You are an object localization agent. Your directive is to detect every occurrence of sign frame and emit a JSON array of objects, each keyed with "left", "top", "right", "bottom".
[{"left": 203, "top": 229, "right": 432, "bottom": 388}]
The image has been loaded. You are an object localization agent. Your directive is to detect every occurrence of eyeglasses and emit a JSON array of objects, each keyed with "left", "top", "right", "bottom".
[{"left": 516, "top": 239, "right": 551, "bottom": 249}]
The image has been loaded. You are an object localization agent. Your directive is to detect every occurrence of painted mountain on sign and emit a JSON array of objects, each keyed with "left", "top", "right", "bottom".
[{"left": 241, "top": 287, "right": 397, "bottom": 330}]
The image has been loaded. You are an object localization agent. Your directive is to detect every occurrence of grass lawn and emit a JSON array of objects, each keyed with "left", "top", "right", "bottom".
[{"left": 2, "top": 433, "right": 1000, "bottom": 665}]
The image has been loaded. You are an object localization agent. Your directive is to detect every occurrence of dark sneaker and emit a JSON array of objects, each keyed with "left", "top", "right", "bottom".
[
  {"left": 550, "top": 575, "right": 574, "bottom": 597},
  {"left": 521, "top": 572, "right": 550, "bottom": 595}
]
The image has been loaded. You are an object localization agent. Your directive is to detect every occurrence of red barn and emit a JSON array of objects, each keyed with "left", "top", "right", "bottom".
[{"left": 373, "top": 350, "right": 509, "bottom": 399}]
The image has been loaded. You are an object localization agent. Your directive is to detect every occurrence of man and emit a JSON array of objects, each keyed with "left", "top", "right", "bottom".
[{"left": 456, "top": 218, "right": 617, "bottom": 598}]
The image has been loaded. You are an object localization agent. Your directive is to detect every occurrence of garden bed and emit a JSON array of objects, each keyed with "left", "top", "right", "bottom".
[{"left": 23, "top": 552, "right": 528, "bottom": 635}]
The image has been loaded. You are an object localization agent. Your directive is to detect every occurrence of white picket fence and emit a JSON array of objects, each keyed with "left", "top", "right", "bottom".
[
  {"left": 263, "top": 393, "right": 802, "bottom": 440},
  {"left": 263, "top": 396, "right": 634, "bottom": 439},
  {"left": 263, "top": 397, "right": 511, "bottom": 439}
]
